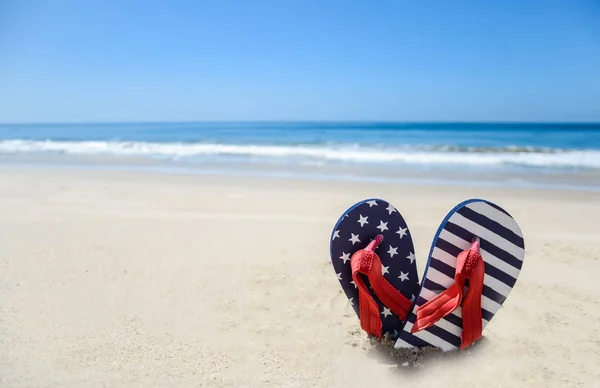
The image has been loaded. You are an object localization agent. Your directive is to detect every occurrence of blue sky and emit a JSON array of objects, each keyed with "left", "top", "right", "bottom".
[{"left": 1, "top": 0, "right": 599, "bottom": 123}]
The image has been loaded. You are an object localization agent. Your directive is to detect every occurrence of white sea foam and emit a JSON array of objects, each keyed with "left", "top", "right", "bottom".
[{"left": 0, "top": 140, "right": 599, "bottom": 169}]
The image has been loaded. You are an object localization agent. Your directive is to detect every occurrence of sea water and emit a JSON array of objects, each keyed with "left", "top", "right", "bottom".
[{"left": 1, "top": 122, "right": 599, "bottom": 188}]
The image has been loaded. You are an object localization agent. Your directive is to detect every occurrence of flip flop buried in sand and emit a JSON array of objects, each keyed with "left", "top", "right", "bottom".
[
  {"left": 329, "top": 198, "right": 420, "bottom": 340},
  {"left": 395, "top": 198, "right": 526, "bottom": 352},
  {"left": 330, "top": 198, "right": 526, "bottom": 352}
]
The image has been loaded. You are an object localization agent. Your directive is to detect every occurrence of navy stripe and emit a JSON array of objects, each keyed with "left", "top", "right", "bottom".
[
  {"left": 483, "top": 201, "right": 510, "bottom": 216},
  {"left": 429, "top": 257, "right": 456, "bottom": 278},
  {"left": 457, "top": 206, "right": 524, "bottom": 248},
  {"left": 483, "top": 284, "right": 507, "bottom": 304},
  {"left": 415, "top": 296, "right": 428, "bottom": 308},
  {"left": 400, "top": 332, "right": 434, "bottom": 348},
  {"left": 424, "top": 325, "right": 462, "bottom": 348},
  {"left": 443, "top": 313, "right": 463, "bottom": 328},
  {"left": 480, "top": 237, "right": 523, "bottom": 270},
  {"left": 444, "top": 222, "right": 523, "bottom": 270},
  {"left": 406, "top": 309, "right": 419, "bottom": 324},
  {"left": 484, "top": 262, "right": 516, "bottom": 287},
  {"left": 422, "top": 278, "right": 447, "bottom": 293},
  {"left": 479, "top": 239, "right": 523, "bottom": 270},
  {"left": 441, "top": 223, "right": 476, "bottom": 251},
  {"left": 421, "top": 278, "right": 448, "bottom": 293},
  {"left": 481, "top": 308, "right": 493, "bottom": 321}
]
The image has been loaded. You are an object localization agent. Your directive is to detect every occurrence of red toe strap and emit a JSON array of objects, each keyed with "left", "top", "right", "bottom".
[
  {"left": 350, "top": 234, "right": 413, "bottom": 338},
  {"left": 411, "top": 238, "right": 485, "bottom": 349}
]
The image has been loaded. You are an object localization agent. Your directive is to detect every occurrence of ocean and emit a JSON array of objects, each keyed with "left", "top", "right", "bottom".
[{"left": 1, "top": 122, "right": 600, "bottom": 189}]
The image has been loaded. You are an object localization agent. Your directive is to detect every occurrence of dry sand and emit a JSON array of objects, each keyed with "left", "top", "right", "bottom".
[{"left": 1, "top": 166, "right": 599, "bottom": 387}]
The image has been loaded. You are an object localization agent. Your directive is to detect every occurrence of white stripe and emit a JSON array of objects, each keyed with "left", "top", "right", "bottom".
[
  {"left": 454, "top": 306, "right": 463, "bottom": 319},
  {"left": 438, "top": 228, "right": 470, "bottom": 256},
  {"left": 466, "top": 202, "right": 523, "bottom": 237},
  {"left": 435, "top": 317, "right": 463, "bottom": 337},
  {"left": 482, "top": 295, "right": 502, "bottom": 314},
  {"left": 431, "top": 245, "right": 457, "bottom": 269},
  {"left": 449, "top": 213, "right": 525, "bottom": 260},
  {"left": 422, "top": 267, "right": 455, "bottom": 290},
  {"left": 393, "top": 338, "right": 416, "bottom": 349},
  {"left": 436, "top": 232, "right": 522, "bottom": 279},
  {"left": 412, "top": 330, "right": 457, "bottom": 352},
  {"left": 483, "top": 272, "right": 513, "bottom": 297},
  {"left": 480, "top": 247, "right": 523, "bottom": 277}
]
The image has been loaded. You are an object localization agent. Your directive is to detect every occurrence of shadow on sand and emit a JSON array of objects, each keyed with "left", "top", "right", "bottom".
[{"left": 364, "top": 334, "right": 489, "bottom": 372}]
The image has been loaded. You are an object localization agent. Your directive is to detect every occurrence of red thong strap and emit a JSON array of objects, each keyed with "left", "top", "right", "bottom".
[
  {"left": 411, "top": 238, "right": 485, "bottom": 350},
  {"left": 350, "top": 234, "right": 413, "bottom": 338}
]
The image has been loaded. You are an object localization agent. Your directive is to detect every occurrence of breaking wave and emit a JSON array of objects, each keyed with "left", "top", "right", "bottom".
[{"left": 0, "top": 139, "right": 599, "bottom": 169}]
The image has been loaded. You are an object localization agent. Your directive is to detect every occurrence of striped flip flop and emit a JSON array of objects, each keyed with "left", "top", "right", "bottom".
[
  {"left": 395, "top": 198, "right": 525, "bottom": 351},
  {"left": 330, "top": 198, "right": 420, "bottom": 339}
]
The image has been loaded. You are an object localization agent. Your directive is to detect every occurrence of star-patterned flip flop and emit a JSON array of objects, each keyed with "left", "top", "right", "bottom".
[
  {"left": 395, "top": 198, "right": 525, "bottom": 351},
  {"left": 330, "top": 198, "right": 420, "bottom": 339}
]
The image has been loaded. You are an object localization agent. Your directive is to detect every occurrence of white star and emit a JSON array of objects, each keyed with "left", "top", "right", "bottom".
[
  {"left": 350, "top": 281, "right": 357, "bottom": 288},
  {"left": 410, "top": 294, "right": 416, "bottom": 302},
  {"left": 349, "top": 233, "right": 360, "bottom": 245},
  {"left": 396, "top": 227, "right": 407, "bottom": 239},
  {"left": 332, "top": 230, "right": 340, "bottom": 240},
  {"left": 381, "top": 307, "right": 392, "bottom": 318},
  {"left": 398, "top": 271, "right": 409, "bottom": 282},
  {"left": 406, "top": 252, "right": 415, "bottom": 264},
  {"left": 339, "top": 252, "right": 350, "bottom": 264},
  {"left": 349, "top": 297, "right": 354, "bottom": 306},
  {"left": 367, "top": 200, "right": 378, "bottom": 207},
  {"left": 336, "top": 272, "right": 342, "bottom": 280},
  {"left": 382, "top": 265, "right": 389, "bottom": 276},
  {"left": 386, "top": 204, "right": 397, "bottom": 215},
  {"left": 376, "top": 220, "right": 388, "bottom": 232},
  {"left": 357, "top": 214, "right": 368, "bottom": 227},
  {"left": 387, "top": 246, "right": 398, "bottom": 258}
]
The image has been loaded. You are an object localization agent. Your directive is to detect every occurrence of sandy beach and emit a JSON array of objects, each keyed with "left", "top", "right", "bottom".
[{"left": 1, "top": 165, "right": 599, "bottom": 387}]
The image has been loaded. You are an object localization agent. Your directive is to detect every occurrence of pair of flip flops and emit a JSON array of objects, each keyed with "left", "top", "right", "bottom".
[{"left": 329, "top": 198, "right": 525, "bottom": 351}]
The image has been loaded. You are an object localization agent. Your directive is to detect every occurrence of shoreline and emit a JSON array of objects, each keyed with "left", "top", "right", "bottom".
[{"left": 2, "top": 157, "right": 600, "bottom": 193}]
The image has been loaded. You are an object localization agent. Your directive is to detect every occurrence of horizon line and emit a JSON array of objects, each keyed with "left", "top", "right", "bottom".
[{"left": 1, "top": 119, "right": 600, "bottom": 126}]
